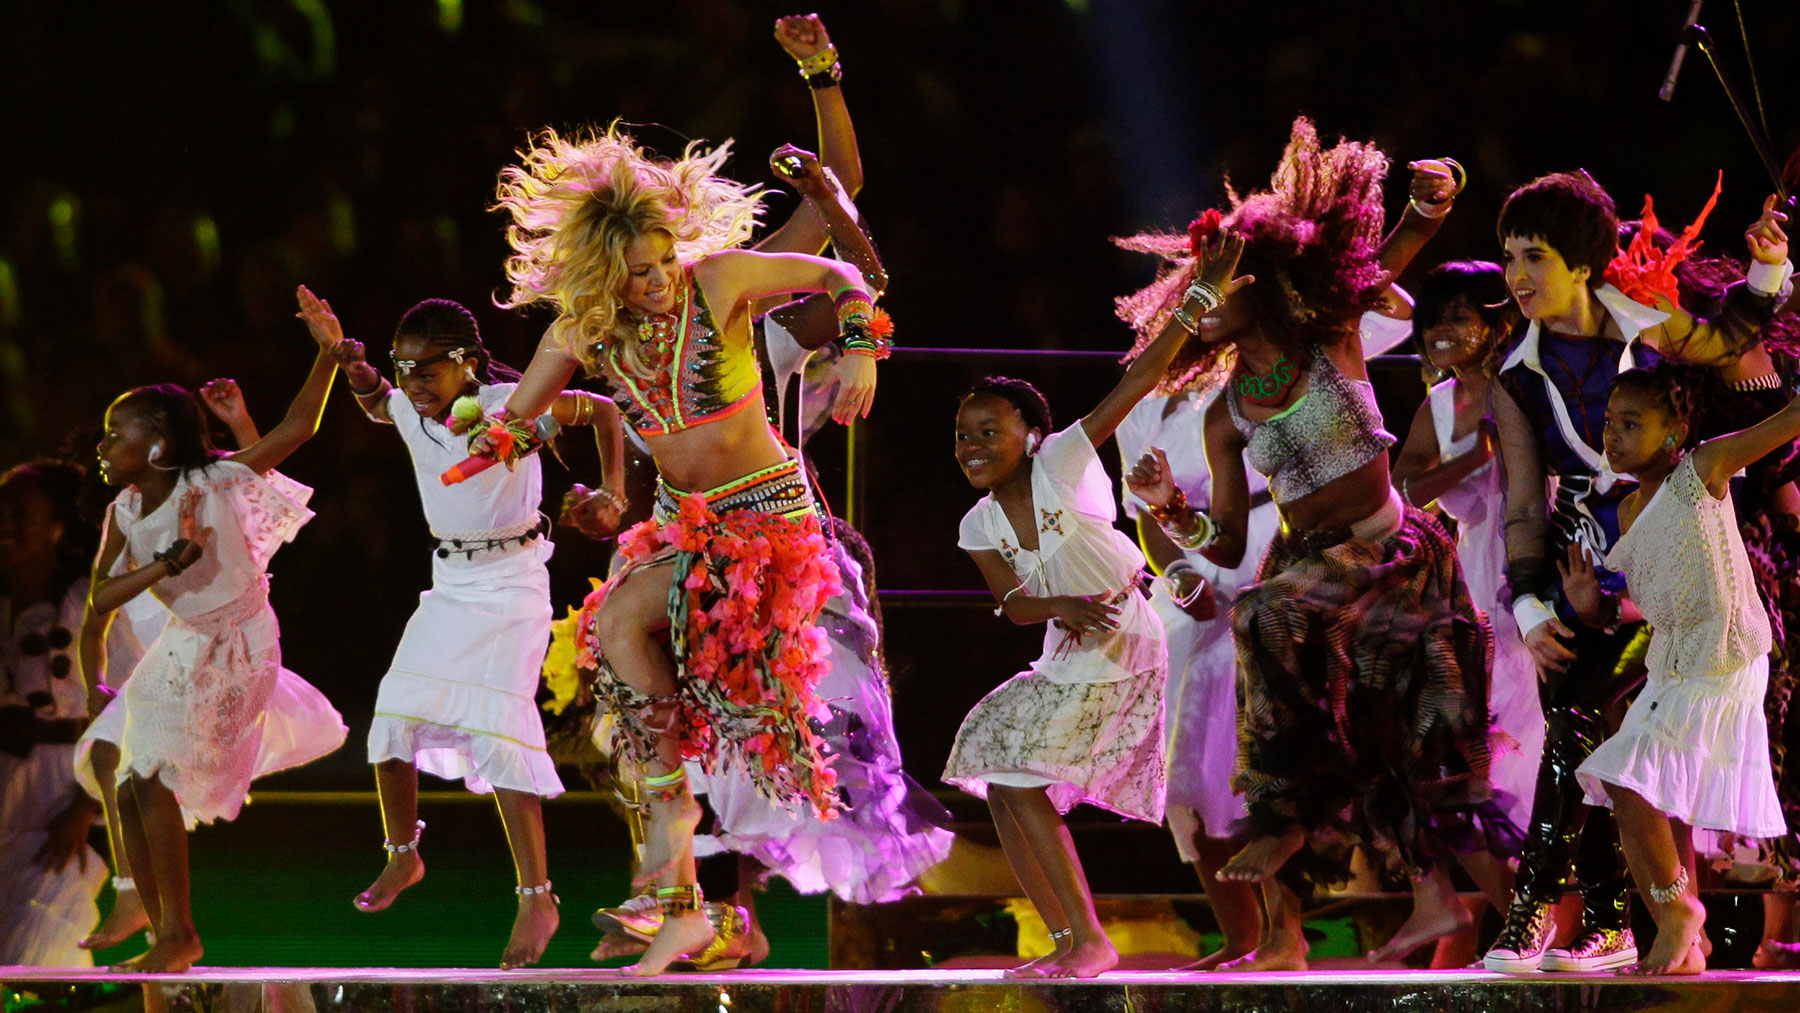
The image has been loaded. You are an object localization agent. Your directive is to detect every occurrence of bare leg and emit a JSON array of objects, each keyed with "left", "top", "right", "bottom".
[
  {"left": 80, "top": 742, "right": 149, "bottom": 950},
  {"left": 1170, "top": 811, "right": 1261, "bottom": 971},
  {"left": 116, "top": 774, "right": 203, "bottom": 973},
  {"left": 988, "top": 790, "right": 1071, "bottom": 978},
  {"left": 988, "top": 786, "right": 1118, "bottom": 979},
  {"left": 353, "top": 758, "right": 424, "bottom": 912},
  {"left": 1429, "top": 896, "right": 1486, "bottom": 970},
  {"left": 1218, "top": 877, "right": 1309, "bottom": 971},
  {"left": 494, "top": 789, "right": 560, "bottom": 969},
  {"left": 1367, "top": 864, "right": 1473, "bottom": 963},
  {"left": 1217, "top": 825, "right": 1306, "bottom": 882},
  {"left": 620, "top": 838, "right": 711, "bottom": 976},
  {"left": 593, "top": 565, "right": 699, "bottom": 891},
  {"left": 113, "top": 780, "right": 160, "bottom": 968},
  {"left": 1606, "top": 784, "right": 1705, "bottom": 975}
]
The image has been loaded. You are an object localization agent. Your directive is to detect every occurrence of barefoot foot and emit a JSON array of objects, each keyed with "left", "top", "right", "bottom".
[
  {"left": 1003, "top": 944, "right": 1069, "bottom": 980},
  {"left": 590, "top": 931, "right": 649, "bottom": 963},
  {"left": 1216, "top": 940, "right": 1309, "bottom": 972},
  {"left": 1622, "top": 896, "right": 1706, "bottom": 976},
  {"left": 1179, "top": 944, "right": 1256, "bottom": 971},
  {"left": 1037, "top": 937, "right": 1120, "bottom": 979},
  {"left": 622, "top": 910, "right": 714, "bottom": 977},
  {"left": 354, "top": 851, "right": 424, "bottom": 913},
  {"left": 501, "top": 893, "right": 561, "bottom": 970},
  {"left": 114, "top": 932, "right": 203, "bottom": 974},
  {"left": 81, "top": 888, "right": 151, "bottom": 951},
  {"left": 1367, "top": 898, "right": 1473, "bottom": 963},
  {"left": 1754, "top": 939, "right": 1800, "bottom": 969},
  {"left": 1217, "top": 826, "right": 1305, "bottom": 883}
]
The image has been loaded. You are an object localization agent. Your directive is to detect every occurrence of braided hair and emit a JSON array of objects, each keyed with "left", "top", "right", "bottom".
[
  {"left": 962, "top": 376, "right": 1053, "bottom": 437},
  {"left": 110, "top": 384, "right": 220, "bottom": 475},
  {"left": 1612, "top": 365, "right": 1693, "bottom": 444},
  {"left": 394, "top": 299, "right": 521, "bottom": 383}
]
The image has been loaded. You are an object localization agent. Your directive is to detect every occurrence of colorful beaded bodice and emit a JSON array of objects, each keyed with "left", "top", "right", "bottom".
[{"left": 596, "top": 268, "right": 762, "bottom": 437}]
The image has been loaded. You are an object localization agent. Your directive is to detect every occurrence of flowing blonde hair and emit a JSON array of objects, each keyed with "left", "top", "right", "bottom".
[
  {"left": 1115, "top": 116, "right": 1391, "bottom": 393},
  {"left": 493, "top": 122, "right": 765, "bottom": 380}
]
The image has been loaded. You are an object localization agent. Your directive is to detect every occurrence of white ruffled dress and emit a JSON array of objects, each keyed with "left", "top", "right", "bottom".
[
  {"left": 107, "top": 460, "right": 346, "bottom": 827},
  {"left": 365, "top": 383, "right": 563, "bottom": 797},
  {"left": 1577, "top": 456, "right": 1786, "bottom": 836}
]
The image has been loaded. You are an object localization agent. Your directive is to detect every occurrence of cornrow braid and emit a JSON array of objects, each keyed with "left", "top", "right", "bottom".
[
  {"left": 394, "top": 298, "right": 521, "bottom": 383},
  {"left": 1612, "top": 365, "right": 1692, "bottom": 430},
  {"left": 963, "top": 376, "right": 1053, "bottom": 436}
]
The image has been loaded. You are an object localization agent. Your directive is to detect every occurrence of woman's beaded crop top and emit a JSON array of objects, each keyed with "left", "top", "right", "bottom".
[
  {"left": 1227, "top": 347, "right": 1395, "bottom": 502},
  {"left": 595, "top": 268, "right": 763, "bottom": 437}
]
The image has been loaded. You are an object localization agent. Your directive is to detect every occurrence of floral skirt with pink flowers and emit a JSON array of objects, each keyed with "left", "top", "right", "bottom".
[{"left": 577, "top": 460, "right": 844, "bottom": 819}]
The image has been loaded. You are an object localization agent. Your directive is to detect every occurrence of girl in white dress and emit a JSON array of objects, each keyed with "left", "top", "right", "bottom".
[
  {"left": 303, "top": 290, "right": 625, "bottom": 970},
  {"left": 88, "top": 307, "right": 343, "bottom": 972},
  {"left": 945, "top": 231, "right": 1250, "bottom": 979},
  {"left": 1566, "top": 367, "right": 1796, "bottom": 975}
]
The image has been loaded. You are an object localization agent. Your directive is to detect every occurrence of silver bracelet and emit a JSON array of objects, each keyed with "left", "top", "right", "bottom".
[
  {"left": 1182, "top": 279, "right": 1225, "bottom": 314},
  {"left": 1171, "top": 306, "right": 1200, "bottom": 334},
  {"left": 1408, "top": 196, "right": 1452, "bottom": 220},
  {"left": 1164, "top": 510, "right": 1219, "bottom": 551}
]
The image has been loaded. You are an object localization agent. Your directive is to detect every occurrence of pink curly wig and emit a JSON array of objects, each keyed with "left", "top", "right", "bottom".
[{"left": 1114, "top": 116, "right": 1393, "bottom": 392}]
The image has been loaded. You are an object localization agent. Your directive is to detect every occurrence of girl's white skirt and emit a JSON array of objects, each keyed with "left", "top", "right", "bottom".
[
  {"left": 1577, "top": 654, "right": 1786, "bottom": 838},
  {"left": 367, "top": 543, "right": 563, "bottom": 797}
]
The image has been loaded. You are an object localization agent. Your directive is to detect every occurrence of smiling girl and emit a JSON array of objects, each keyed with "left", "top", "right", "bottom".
[{"left": 299, "top": 289, "right": 624, "bottom": 970}]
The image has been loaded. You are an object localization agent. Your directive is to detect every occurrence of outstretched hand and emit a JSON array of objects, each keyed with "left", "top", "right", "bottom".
[
  {"left": 773, "top": 13, "right": 832, "bottom": 61},
  {"left": 1555, "top": 542, "right": 1605, "bottom": 622},
  {"left": 1195, "top": 232, "right": 1254, "bottom": 298},
  {"left": 1127, "top": 448, "right": 1178, "bottom": 509},
  {"left": 1747, "top": 194, "right": 1790, "bottom": 266},
  {"left": 199, "top": 378, "right": 250, "bottom": 428},
  {"left": 295, "top": 285, "right": 344, "bottom": 350},
  {"left": 559, "top": 484, "right": 625, "bottom": 540}
]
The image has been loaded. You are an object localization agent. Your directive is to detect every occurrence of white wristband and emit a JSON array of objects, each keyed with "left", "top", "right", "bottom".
[
  {"left": 1746, "top": 258, "right": 1793, "bottom": 297},
  {"left": 1512, "top": 595, "right": 1556, "bottom": 639}
]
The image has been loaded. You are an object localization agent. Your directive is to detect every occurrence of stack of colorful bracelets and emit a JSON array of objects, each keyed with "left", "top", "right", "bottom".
[
  {"left": 1147, "top": 488, "right": 1219, "bottom": 551},
  {"left": 833, "top": 285, "right": 894, "bottom": 360}
]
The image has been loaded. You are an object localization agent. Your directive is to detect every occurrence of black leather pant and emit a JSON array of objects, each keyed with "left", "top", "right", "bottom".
[{"left": 1510, "top": 621, "right": 1646, "bottom": 931}]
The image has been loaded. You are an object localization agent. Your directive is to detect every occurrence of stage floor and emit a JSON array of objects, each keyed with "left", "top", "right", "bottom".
[{"left": 8, "top": 966, "right": 1800, "bottom": 1012}]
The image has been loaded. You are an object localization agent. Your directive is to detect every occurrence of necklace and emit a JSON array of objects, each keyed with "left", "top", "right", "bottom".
[
  {"left": 1542, "top": 333, "right": 1611, "bottom": 449},
  {"left": 1234, "top": 353, "right": 1301, "bottom": 407}
]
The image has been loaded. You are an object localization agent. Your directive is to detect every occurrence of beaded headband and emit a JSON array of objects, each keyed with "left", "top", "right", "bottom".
[{"left": 391, "top": 346, "right": 475, "bottom": 376}]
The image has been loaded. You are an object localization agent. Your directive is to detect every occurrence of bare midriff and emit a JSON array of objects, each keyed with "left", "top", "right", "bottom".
[
  {"left": 1272, "top": 455, "right": 1393, "bottom": 536},
  {"left": 642, "top": 405, "right": 790, "bottom": 493}
]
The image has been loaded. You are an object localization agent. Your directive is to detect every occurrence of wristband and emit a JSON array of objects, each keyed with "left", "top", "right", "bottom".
[
  {"left": 1747, "top": 258, "right": 1794, "bottom": 297},
  {"left": 796, "top": 45, "right": 839, "bottom": 77},
  {"left": 805, "top": 64, "right": 842, "bottom": 90},
  {"left": 1512, "top": 594, "right": 1556, "bottom": 639}
]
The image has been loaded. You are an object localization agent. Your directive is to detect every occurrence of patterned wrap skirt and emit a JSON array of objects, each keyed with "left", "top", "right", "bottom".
[
  {"left": 1232, "top": 503, "right": 1510, "bottom": 895},
  {"left": 575, "top": 460, "right": 844, "bottom": 818}
]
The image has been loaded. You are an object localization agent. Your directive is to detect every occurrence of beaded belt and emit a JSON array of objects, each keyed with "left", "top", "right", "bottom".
[
  {"left": 652, "top": 460, "right": 817, "bottom": 524},
  {"left": 432, "top": 514, "right": 549, "bottom": 560}
]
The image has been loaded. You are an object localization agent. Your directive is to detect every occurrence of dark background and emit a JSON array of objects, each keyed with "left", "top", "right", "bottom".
[{"left": 5, "top": 0, "right": 1798, "bottom": 785}]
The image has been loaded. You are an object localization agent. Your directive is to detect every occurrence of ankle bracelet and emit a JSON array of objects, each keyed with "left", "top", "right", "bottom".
[
  {"left": 516, "top": 880, "right": 554, "bottom": 897},
  {"left": 656, "top": 884, "right": 705, "bottom": 914},
  {"left": 643, "top": 768, "right": 690, "bottom": 804},
  {"left": 113, "top": 876, "right": 136, "bottom": 892},
  {"left": 1048, "top": 928, "right": 1073, "bottom": 942},
  {"left": 1648, "top": 865, "right": 1690, "bottom": 905},
  {"left": 383, "top": 819, "right": 426, "bottom": 854}
]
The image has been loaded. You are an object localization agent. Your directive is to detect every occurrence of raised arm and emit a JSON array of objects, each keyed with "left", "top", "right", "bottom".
[
  {"left": 1376, "top": 159, "right": 1461, "bottom": 280},
  {"left": 1082, "top": 232, "right": 1251, "bottom": 447},
  {"left": 753, "top": 14, "right": 863, "bottom": 262},
  {"left": 227, "top": 342, "right": 339, "bottom": 475},
  {"left": 296, "top": 286, "right": 395, "bottom": 425},
  {"left": 199, "top": 378, "right": 262, "bottom": 447},
  {"left": 1693, "top": 391, "right": 1800, "bottom": 495},
  {"left": 1641, "top": 195, "right": 1791, "bottom": 366}
]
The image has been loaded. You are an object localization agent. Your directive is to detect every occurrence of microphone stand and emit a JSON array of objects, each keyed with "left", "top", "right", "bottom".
[{"left": 1687, "top": 24, "right": 1789, "bottom": 201}]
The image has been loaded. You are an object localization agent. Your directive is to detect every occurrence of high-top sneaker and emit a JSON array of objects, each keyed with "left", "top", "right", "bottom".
[
  {"left": 1540, "top": 927, "right": 1637, "bottom": 972},
  {"left": 1483, "top": 899, "right": 1558, "bottom": 972}
]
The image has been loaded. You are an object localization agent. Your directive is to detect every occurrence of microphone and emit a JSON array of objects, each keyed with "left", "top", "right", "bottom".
[
  {"left": 1658, "top": 0, "right": 1706, "bottom": 102},
  {"left": 440, "top": 415, "right": 560, "bottom": 486}
]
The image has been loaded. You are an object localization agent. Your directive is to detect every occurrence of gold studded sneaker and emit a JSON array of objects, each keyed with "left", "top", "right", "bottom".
[
  {"left": 1540, "top": 927, "right": 1637, "bottom": 972},
  {"left": 591, "top": 891, "right": 662, "bottom": 943},
  {"left": 673, "top": 902, "right": 753, "bottom": 972},
  {"left": 1483, "top": 899, "right": 1558, "bottom": 972}
]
